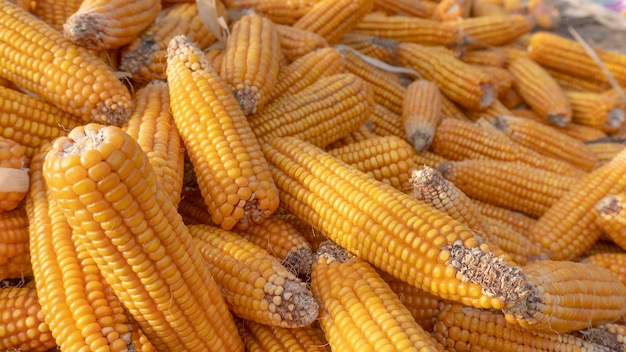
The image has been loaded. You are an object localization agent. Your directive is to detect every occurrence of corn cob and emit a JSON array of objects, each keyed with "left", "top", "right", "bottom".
[
  {"left": 188, "top": 223, "right": 318, "bottom": 327},
  {"left": 311, "top": 241, "right": 445, "bottom": 351},
  {"left": 167, "top": 35, "right": 279, "bottom": 230},
  {"left": 402, "top": 80, "right": 442, "bottom": 152},
  {"left": 235, "top": 318, "right": 330, "bottom": 352},
  {"left": 472, "top": 199, "right": 537, "bottom": 238},
  {"left": 586, "top": 141, "right": 626, "bottom": 166},
  {"left": 529, "top": 147, "right": 626, "bottom": 260},
  {"left": 220, "top": 14, "right": 281, "bottom": 116},
  {"left": 590, "top": 323, "right": 626, "bottom": 352},
  {"left": 458, "top": 14, "right": 533, "bottom": 47},
  {"left": 472, "top": 65, "right": 514, "bottom": 99},
  {"left": 439, "top": 159, "right": 580, "bottom": 218},
  {"left": 528, "top": 0, "right": 561, "bottom": 29},
  {"left": 459, "top": 48, "right": 506, "bottom": 67},
  {"left": 247, "top": 73, "right": 374, "bottom": 148},
  {"left": 324, "top": 124, "right": 378, "bottom": 150},
  {"left": 121, "top": 80, "right": 184, "bottom": 208},
  {"left": 398, "top": 43, "right": 495, "bottom": 110},
  {"left": 292, "top": 0, "right": 373, "bottom": 45},
  {"left": 471, "top": 0, "right": 507, "bottom": 17},
  {"left": 336, "top": 33, "right": 399, "bottom": 65},
  {"left": 528, "top": 31, "right": 626, "bottom": 85},
  {"left": 0, "top": 208, "right": 31, "bottom": 279},
  {"left": 269, "top": 47, "right": 344, "bottom": 103},
  {"left": 0, "top": 0, "right": 132, "bottom": 125},
  {"left": 352, "top": 12, "right": 462, "bottom": 46},
  {"left": 63, "top": 0, "right": 161, "bottom": 50},
  {"left": 545, "top": 66, "right": 611, "bottom": 93},
  {"left": 0, "top": 137, "right": 28, "bottom": 213},
  {"left": 430, "top": 118, "right": 585, "bottom": 177},
  {"left": 373, "top": 0, "right": 431, "bottom": 17},
  {"left": 0, "top": 286, "right": 55, "bottom": 352},
  {"left": 565, "top": 90, "right": 624, "bottom": 130},
  {"left": 555, "top": 122, "right": 609, "bottom": 142},
  {"left": 264, "top": 136, "right": 529, "bottom": 309},
  {"left": 507, "top": 56, "right": 572, "bottom": 127},
  {"left": 31, "top": 0, "right": 82, "bottom": 31},
  {"left": 594, "top": 193, "right": 626, "bottom": 250},
  {"left": 369, "top": 103, "right": 406, "bottom": 139},
  {"left": 274, "top": 24, "right": 328, "bottom": 63},
  {"left": 0, "top": 86, "right": 84, "bottom": 164},
  {"left": 433, "top": 302, "right": 616, "bottom": 352},
  {"left": 503, "top": 259, "right": 626, "bottom": 333},
  {"left": 492, "top": 114, "right": 598, "bottom": 171},
  {"left": 580, "top": 240, "right": 626, "bottom": 258},
  {"left": 120, "top": 2, "right": 220, "bottom": 83},
  {"left": 26, "top": 146, "right": 137, "bottom": 352},
  {"left": 222, "top": 0, "right": 315, "bottom": 25},
  {"left": 327, "top": 135, "right": 417, "bottom": 191},
  {"left": 233, "top": 215, "right": 314, "bottom": 278},
  {"left": 432, "top": 0, "right": 463, "bottom": 22},
  {"left": 463, "top": 99, "right": 513, "bottom": 123},
  {"left": 582, "top": 253, "right": 626, "bottom": 288},
  {"left": 43, "top": 123, "right": 243, "bottom": 352},
  {"left": 414, "top": 151, "right": 449, "bottom": 170}
]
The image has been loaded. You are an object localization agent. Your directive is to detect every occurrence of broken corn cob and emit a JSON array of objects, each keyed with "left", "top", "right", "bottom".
[
  {"left": 594, "top": 192, "right": 626, "bottom": 250},
  {"left": 311, "top": 241, "right": 445, "bottom": 351},
  {"left": 167, "top": 35, "right": 279, "bottom": 230},
  {"left": 63, "top": 0, "right": 161, "bottom": 50},
  {"left": 402, "top": 80, "right": 443, "bottom": 152},
  {"left": 221, "top": 14, "right": 281, "bottom": 115},
  {"left": 263, "top": 136, "right": 528, "bottom": 310},
  {"left": 189, "top": 223, "right": 318, "bottom": 328},
  {"left": 0, "top": 0, "right": 132, "bottom": 125},
  {"left": 0, "top": 208, "right": 31, "bottom": 279},
  {"left": 0, "top": 287, "right": 55, "bottom": 352},
  {"left": 43, "top": 123, "right": 243, "bottom": 352}
]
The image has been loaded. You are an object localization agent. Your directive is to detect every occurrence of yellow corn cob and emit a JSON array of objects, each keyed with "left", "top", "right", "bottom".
[
  {"left": 324, "top": 124, "right": 378, "bottom": 150},
  {"left": 26, "top": 146, "right": 136, "bottom": 352},
  {"left": 402, "top": 79, "right": 443, "bottom": 151},
  {"left": 471, "top": 0, "right": 507, "bottom": 17},
  {"left": 336, "top": 33, "right": 399, "bottom": 65},
  {"left": 311, "top": 241, "right": 445, "bottom": 351},
  {"left": 431, "top": 118, "right": 586, "bottom": 177},
  {"left": 0, "top": 208, "right": 31, "bottom": 279},
  {"left": 545, "top": 66, "right": 611, "bottom": 93},
  {"left": 233, "top": 215, "right": 314, "bottom": 277},
  {"left": 458, "top": 14, "right": 533, "bottom": 47},
  {"left": 275, "top": 24, "right": 328, "bottom": 62},
  {"left": 529, "top": 31, "right": 626, "bottom": 85},
  {"left": 411, "top": 166, "right": 545, "bottom": 265},
  {"left": 433, "top": 302, "right": 615, "bottom": 352},
  {"left": 432, "top": 0, "right": 463, "bottom": 22},
  {"left": 580, "top": 240, "right": 625, "bottom": 258},
  {"left": 327, "top": 135, "right": 417, "bottom": 191},
  {"left": 507, "top": 56, "right": 572, "bottom": 127},
  {"left": 222, "top": 0, "right": 315, "bottom": 25},
  {"left": 594, "top": 193, "right": 626, "bottom": 250},
  {"left": 188, "top": 223, "right": 318, "bottom": 327},
  {"left": 352, "top": 12, "right": 462, "bottom": 46},
  {"left": 43, "top": 123, "right": 244, "bottom": 352},
  {"left": 292, "top": 0, "right": 373, "bottom": 45},
  {"left": 439, "top": 159, "right": 581, "bottom": 218},
  {"left": 119, "top": 2, "right": 220, "bottom": 83},
  {"left": 340, "top": 48, "right": 406, "bottom": 115},
  {"left": 32, "top": 0, "right": 82, "bottom": 31},
  {"left": 269, "top": 47, "right": 344, "bottom": 103},
  {"left": 0, "top": 0, "right": 132, "bottom": 125},
  {"left": 247, "top": 73, "right": 374, "bottom": 148},
  {"left": 373, "top": 0, "right": 431, "bottom": 17},
  {"left": 493, "top": 114, "right": 598, "bottom": 171},
  {"left": 0, "top": 137, "right": 28, "bottom": 213},
  {"left": 586, "top": 141, "right": 626, "bottom": 166},
  {"left": 458, "top": 48, "right": 506, "bottom": 67},
  {"left": 556, "top": 122, "right": 609, "bottom": 142},
  {"left": 414, "top": 150, "right": 449, "bottom": 170},
  {"left": 235, "top": 318, "right": 330, "bottom": 352},
  {"left": 503, "top": 260, "right": 626, "bottom": 333},
  {"left": 264, "top": 136, "right": 529, "bottom": 309},
  {"left": 121, "top": 80, "right": 184, "bottom": 208},
  {"left": 63, "top": 0, "right": 161, "bottom": 50},
  {"left": 398, "top": 43, "right": 495, "bottom": 110},
  {"left": 529, "top": 147, "right": 626, "bottom": 260},
  {"left": 0, "top": 86, "right": 83, "bottom": 164},
  {"left": 472, "top": 65, "right": 514, "bottom": 99},
  {"left": 377, "top": 270, "right": 443, "bottom": 333},
  {"left": 472, "top": 199, "right": 537, "bottom": 238},
  {"left": 220, "top": 14, "right": 281, "bottom": 115},
  {"left": 582, "top": 253, "right": 626, "bottom": 288},
  {"left": 167, "top": 35, "right": 279, "bottom": 230},
  {"left": 0, "top": 286, "right": 55, "bottom": 352},
  {"left": 369, "top": 103, "right": 406, "bottom": 139},
  {"left": 565, "top": 90, "right": 624, "bottom": 130}
]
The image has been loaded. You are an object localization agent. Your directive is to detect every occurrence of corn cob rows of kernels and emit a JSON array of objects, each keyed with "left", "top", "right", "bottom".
[{"left": 2, "top": 2, "right": 626, "bottom": 352}]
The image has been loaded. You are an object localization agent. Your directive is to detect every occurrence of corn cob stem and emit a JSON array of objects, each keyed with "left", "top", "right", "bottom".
[{"left": 43, "top": 123, "right": 244, "bottom": 352}]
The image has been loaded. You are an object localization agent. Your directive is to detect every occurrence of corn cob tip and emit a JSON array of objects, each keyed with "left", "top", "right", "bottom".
[
  {"left": 51, "top": 123, "right": 105, "bottom": 156},
  {"left": 408, "top": 129, "right": 434, "bottom": 153},
  {"left": 578, "top": 326, "right": 623, "bottom": 352},
  {"left": 269, "top": 279, "right": 320, "bottom": 327},
  {"left": 282, "top": 246, "right": 315, "bottom": 278},
  {"left": 63, "top": 12, "right": 107, "bottom": 49},
  {"left": 444, "top": 241, "right": 530, "bottom": 307},
  {"left": 480, "top": 83, "right": 495, "bottom": 108},
  {"left": 608, "top": 108, "right": 625, "bottom": 129},
  {"left": 167, "top": 35, "right": 211, "bottom": 72},
  {"left": 595, "top": 195, "right": 621, "bottom": 216},
  {"left": 120, "top": 35, "right": 158, "bottom": 77},
  {"left": 316, "top": 240, "right": 353, "bottom": 263},
  {"left": 95, "top": 99, "right": 133, "bottom": 126},
  {"left": 547, "top": 113, "right": 569, "bottom": 127},
  {"left": 409, "top": 166, "right": 442, "bottom": 200}
]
